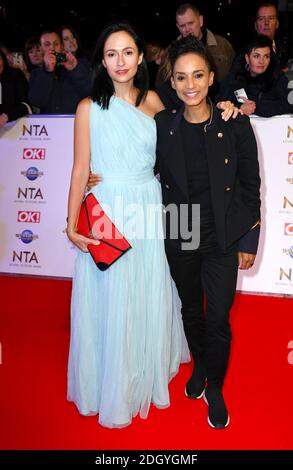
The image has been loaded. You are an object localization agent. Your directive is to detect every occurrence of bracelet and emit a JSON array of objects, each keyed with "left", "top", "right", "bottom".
[{"left": 64, "top": 226, "right": 77, "bottom": 234}]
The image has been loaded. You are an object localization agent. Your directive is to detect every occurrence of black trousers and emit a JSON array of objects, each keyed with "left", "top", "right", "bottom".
[{"left": 166, "top": 242, "right": 238, "bottom": 388}]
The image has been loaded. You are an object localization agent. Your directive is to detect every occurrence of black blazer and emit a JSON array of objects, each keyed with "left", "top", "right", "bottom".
[{"left": 155, "top": 104, "right": 261, "bottom": 253}]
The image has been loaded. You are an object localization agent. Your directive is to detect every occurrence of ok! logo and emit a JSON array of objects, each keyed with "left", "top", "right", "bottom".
[
  {"left": 23, "top": 148, "right": 46, "bottom": 160},
  {"left": 284, "top": 223, "right": 293, "bottom": 235}
]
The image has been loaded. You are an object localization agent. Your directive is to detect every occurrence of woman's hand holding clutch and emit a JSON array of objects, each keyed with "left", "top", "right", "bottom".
[{"left": 66, "top": 227, "right": 100, "bottom": 253}]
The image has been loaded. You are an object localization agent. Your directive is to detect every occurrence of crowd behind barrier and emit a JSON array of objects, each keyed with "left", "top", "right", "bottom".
[{"left": 0, "top": 114, "right": 292, "bottom": 295}]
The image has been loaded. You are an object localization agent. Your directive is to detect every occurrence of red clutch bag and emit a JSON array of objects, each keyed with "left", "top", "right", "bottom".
[{"left": 76, "top": 193, "right": 132, "bottom": 271}]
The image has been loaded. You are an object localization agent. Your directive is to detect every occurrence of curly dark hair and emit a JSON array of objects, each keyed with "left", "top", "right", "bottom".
[{"left": 168, "top": 35, "right": 214, "bottom": 74}]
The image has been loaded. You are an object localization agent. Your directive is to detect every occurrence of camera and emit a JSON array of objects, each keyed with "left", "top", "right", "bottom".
[{"left": 54, "top": 52, "right": 67, "bottom": 64}]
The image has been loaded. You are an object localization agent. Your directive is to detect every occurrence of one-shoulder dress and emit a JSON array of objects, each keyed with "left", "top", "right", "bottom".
[{"left": 68, "top": 97, "right": 188, "bottom": 428}]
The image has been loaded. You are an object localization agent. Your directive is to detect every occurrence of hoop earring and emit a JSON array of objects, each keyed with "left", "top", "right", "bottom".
[{"left": 245, "top": 62, "right": 249, "bottom": 71}]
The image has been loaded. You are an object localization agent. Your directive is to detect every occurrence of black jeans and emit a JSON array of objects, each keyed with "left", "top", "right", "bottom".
[{"left": 166, "top": 242, "right": 238, "bottom": 388}]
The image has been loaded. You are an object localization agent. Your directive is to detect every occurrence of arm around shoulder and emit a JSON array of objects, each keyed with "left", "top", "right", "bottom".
[{"left": 146, "top": 90, "right": 165, "bottom": 116}]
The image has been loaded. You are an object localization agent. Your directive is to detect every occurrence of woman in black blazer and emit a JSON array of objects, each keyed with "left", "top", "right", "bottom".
[{"left": 155, "top": 36, "right": 261, "bottom": 429}]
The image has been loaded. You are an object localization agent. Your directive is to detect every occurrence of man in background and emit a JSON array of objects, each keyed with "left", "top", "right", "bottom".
[
  {"left": 175, "top": 3, "right": 235, "bottom": 82},
  {"left": 29, "top": 30, "right": 91, "bottom": 114}
]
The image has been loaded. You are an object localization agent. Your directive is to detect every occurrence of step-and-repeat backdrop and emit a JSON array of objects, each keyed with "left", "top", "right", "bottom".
[
  {"left": 0, "top": 116, "right": 75, "bottom": 278},
  {"left": 0, "top": 114, "right": 292, "bottom": 295}
]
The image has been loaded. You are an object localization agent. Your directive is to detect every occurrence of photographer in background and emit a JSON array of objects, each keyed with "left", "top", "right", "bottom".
[{"left": 28, "top": 30, "right": 91, "bottom": 114}]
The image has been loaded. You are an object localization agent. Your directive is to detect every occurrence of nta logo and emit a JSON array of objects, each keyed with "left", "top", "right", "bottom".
[
  {"left": 283, "top": 196, "right": 293, "bottom": 209},
  {"left": 12, "top": 251, "right": 39, "bottom": 264},
  {"left": 279, "top": 267, "right": 292, "bottom": 281},
  {"left": 17, "top": 187, "right": 44, "bottom": 200},
  {"left": 22, "top": 124, "right": 48, "bottom": 136},
  {"left": 288, "top": 126, "right": 293, "bottom": 139}
]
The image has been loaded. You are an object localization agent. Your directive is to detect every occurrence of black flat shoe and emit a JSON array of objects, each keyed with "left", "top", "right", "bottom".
[
  {"left": 203, "top": 388, "right": 230, "bottom": 429},
  {"left": 184, "top": 366, "right": 206, "bottom": 399}
]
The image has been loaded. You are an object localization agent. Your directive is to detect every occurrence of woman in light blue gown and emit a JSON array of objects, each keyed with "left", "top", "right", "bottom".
[{"left": 66, "top": 23, "right": 188, "bottom": 428}]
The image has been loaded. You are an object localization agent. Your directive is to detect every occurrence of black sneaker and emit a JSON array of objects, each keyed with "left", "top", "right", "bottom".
[
  {"left": 203, "top": 388, "right": 230, "bottom": 429},
  {"left": 184, "top": 366, "right": 206, "bottom": 399}
]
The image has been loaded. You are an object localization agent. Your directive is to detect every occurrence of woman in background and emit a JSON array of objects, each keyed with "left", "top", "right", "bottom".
[
  {"left": 24, "top": 37, "right": 43, "bottom": 77},
  {"left": 217, "top": 34, "right": 293, "bottom": 117},
  {"left": 58, "top": 25, "right": 89, "bottom": 60}
]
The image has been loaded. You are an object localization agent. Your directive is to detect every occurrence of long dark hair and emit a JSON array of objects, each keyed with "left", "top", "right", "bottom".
[
  {"left": 91, "top": 23, "right": 149, "bottom": 110},
  {"left": 56, "top": 25, "right": 88, "bottom": 59},
  {"left": 24, "top": 36, "right": 41, "bottom": 72}
]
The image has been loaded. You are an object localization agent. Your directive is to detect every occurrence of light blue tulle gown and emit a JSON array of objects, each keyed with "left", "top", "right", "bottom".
[{"left": 68, "top": 97, "right": 189, "bottom": 428}]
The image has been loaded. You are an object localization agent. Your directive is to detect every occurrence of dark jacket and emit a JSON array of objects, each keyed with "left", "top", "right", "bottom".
[
  {"left": 28, "top": 58, "right": 91, "bottom": 114},
  {"left": 0, "top": 67, "right": 31, "bottom": 122},
  {"left": 216, "top": 59, "right": 293, "bottom": 117},
  {"left": 155, "top": 105, "right": 261, "bottom": 253},
  {"left": 201, "top": 28, "right": 235, "bottom": 82}
]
